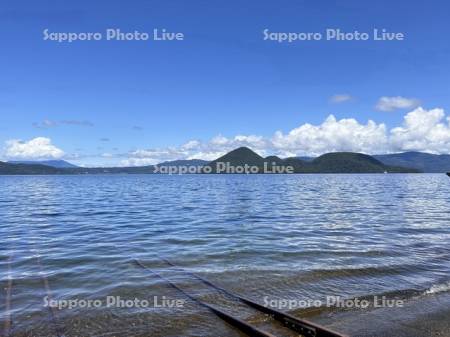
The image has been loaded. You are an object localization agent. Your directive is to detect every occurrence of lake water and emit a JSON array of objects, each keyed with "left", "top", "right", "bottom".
[{"left": 1, "top": 174, "right": 450, "bottom": 336}]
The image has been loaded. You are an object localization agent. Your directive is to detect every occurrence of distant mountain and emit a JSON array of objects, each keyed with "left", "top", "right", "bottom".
[
  {"left": 310, "top": 152, "right": 418, "bottom": 173},
  {"left": 374, "top": 152, "right": 450, "bottom": 173},
  {"left": 0, "top": 161, "right": 65, "bottom": 175},
  {"left": 0, "top": 148, "right": 422, "bottom": 175},
  {"left": 0, "top": 161, "right": 155, "bottom": 175},
  {"left": 204, "top": 147, "right": 418, "bottom": 173},
  {"left": 295, "top": 151, "right": 450, "bottom": 173},
  {"left": 68, "top": 166, "right": 155, "bottom": 174},
  {"left": 207, "top": 147, "right": 267, "bottom": 169},
  {"left": 205, "top": 147, "right": 301, "bottom": 173},
  {"left": 296, "top": 156, "right": 315, "bottom": 162},
  {"left": 156, "top": 159, "right": 208, "bottom": 167},
  {"left": 8, "top": 160, "right": 78, "bottom": 168}
]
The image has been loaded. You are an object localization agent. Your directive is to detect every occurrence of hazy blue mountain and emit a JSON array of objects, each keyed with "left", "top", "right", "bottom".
[
  {"left": 374, "top": 152, "right": 450, "bottom": 173},
  {"left": 0, "top": 161, "right": 156, "bottom": 175},
  {"left": 67, "top": 166, "right": 155, "bottom": 174},
  {"left": 8, "top": 160, "right": 79, "bottom": 168},
  {"left": 156, "top": 159, "right": 208, "bottom": 167},
  {"left": 0, "top": 148, "right": 424, "bottom": 175},
  {"left": 296, "top": 156, "right": 315, "bottom": 162}
]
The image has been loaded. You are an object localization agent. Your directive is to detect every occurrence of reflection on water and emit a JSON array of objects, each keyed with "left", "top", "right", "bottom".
[{"left": 1, "top": 174, "right": 450, "bottom": 336}]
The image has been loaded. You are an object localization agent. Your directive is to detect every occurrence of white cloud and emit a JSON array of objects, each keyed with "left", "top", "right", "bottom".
[
  {"left": 120, "top": 158, "right": 154, "bottom": 166},
  {"left": 375, "top": 96, "right": 420, "bottom": 111},
  {"left": 121, "top": 107, "right": 450, "bottom": 165},
  {"left": 11, "top": 108, "right": 446, "bottom": 166},
  {"left": 120, "top": 148, "right": 188, "bottom": 166},
  {"left": 390, "top": 107, "right": 450, "bottom": 153},
  {"left": 330, "top": 94, "right": 352, "bottom": 103},
  {"left": 120, "top": 135, "right": 270, "bottom": 166},
  {"left": 271, "top": 115, "right": 388, "bottom": 157},
  {"left": 5, "top": 137, "right": 65, "bottom": 159}
]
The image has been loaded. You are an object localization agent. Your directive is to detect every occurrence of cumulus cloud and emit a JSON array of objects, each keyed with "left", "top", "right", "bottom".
[
  {"left": 4, "top": 137, "right": 64, "bottom": 159},
  {"left": 375, "top": 96, "right": 420, "bottom": 112},
  {"left": 121, "top": 107, "right": 450, "bottom": 166},
  {"left": 120, "top": 135, "right": 271, "bottom": 166},
  {"left": 330, "top": 94, "right": 352, "bottom": 103},
  {"left": 10, "top": 108, "right": 448, "bottom": 166},
  {"left": 271, "top": 115, "right": 388, "bottom": 157},
  {"left": 390, "top": 107, "right": 450, "bottom": 153},
  {"left": 120, "top": 148, "right": 184, "bottom": 166},
  {"left": 121, "top": 116, "right": 389, "bottom": 165}
]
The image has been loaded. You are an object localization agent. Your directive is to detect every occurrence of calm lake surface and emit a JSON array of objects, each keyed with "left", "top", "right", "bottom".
[{"left": 1, "top": 174, "right": 450, "bottom": 336}]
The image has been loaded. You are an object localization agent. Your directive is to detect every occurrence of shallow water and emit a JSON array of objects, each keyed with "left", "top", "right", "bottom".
[{"left": 1, "top": 174, "right": 450, "bottom": 336}]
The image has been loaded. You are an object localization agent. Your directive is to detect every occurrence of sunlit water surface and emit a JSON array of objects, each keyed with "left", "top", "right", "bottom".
[{"left": 1, "top": 174, "right": 450, "bottom": 336}]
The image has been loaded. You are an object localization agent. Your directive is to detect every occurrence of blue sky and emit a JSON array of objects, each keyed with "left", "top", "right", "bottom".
[{"left": 1, "top": 0, "right": 450, "bottom": 166}]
